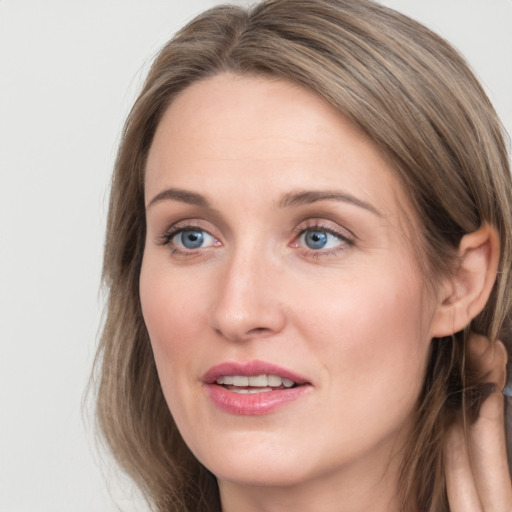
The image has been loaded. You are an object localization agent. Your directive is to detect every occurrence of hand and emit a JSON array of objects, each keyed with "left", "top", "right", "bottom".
[{"left": 445, "top": 334, "right": 512, "bottom": 511}]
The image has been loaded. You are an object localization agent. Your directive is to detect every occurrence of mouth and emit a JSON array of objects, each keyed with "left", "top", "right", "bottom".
[
  {"left": 215, "top": 374, "right": 299, "bottom": 394},
  {"left": 203, "top": 361, "right": 311, "bottom": 414}
]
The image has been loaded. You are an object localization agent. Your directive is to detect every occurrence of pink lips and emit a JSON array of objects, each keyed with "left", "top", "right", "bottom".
[{"left": 203, "top": 360, "right": 311, "bottom": 415}]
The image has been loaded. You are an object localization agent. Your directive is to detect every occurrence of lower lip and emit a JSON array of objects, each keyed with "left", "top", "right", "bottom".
[{"left": 205, "top": 384, "right": 311, "bottom": 415}]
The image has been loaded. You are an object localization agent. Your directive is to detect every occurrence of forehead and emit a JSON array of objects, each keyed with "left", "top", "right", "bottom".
[{"left": 145, "top": 73, "right": 414, "bottom": 227}]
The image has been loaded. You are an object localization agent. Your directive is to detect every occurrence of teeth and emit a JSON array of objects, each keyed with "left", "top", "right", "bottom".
[
  {"left": 249, "top": 375, "right": 267, "bottom": 386},
  {"left": 267, "top": 375, "right": 281, "bottom": 386},
  {"left": 231, "top": 388, "right": 273, "bottom": 394},
  {"left": 215, "top": 374, "right": 296, "bottom": 388},
  {"left": 233, "top": 376, "right": 249, "bottom": 386},
  {"left": 282, "top": 378, "right": 294, "bottom": 388}
]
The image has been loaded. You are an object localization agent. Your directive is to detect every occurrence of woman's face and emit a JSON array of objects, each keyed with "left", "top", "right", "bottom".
[{"left": 140, "top": 74, "right": 439, "bottom": 495}]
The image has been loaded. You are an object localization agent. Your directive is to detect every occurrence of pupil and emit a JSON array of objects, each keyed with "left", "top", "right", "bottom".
[
  {"left": 306, "top": 230, "right": 327, "bottom": 249},
  {"left": 181, "top": 230, "right": 203, "bottom": 249}
]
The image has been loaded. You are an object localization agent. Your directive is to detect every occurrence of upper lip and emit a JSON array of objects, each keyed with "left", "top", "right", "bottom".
[{"left": 202, "top": 360, "right": 310, "bottom": 385}]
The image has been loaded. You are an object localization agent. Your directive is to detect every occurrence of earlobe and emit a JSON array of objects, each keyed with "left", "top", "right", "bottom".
[{"left": 431, "top": 224, "right": 500, "bottom": 338}]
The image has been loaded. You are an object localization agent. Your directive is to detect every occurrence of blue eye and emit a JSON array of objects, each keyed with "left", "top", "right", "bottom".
[
  {"left": 299, "top": 229, "right": 342, "bottom": 250},
  {"left": 171, "top": 229, "right": 216, "bottom": 250},
  {"left": 304, "top": 230, "right": 328, "bottom": 249}
]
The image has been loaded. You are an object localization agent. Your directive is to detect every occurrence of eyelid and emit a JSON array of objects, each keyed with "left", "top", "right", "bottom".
[
  {"left": 290, "top": 219, "right": 355, "bottom": 255},
  {"left": 292, "top": 219, "right": 354, "bottom": 241},
  {"left": 157, "top": 220, "right": 221, "bottom": 249}
]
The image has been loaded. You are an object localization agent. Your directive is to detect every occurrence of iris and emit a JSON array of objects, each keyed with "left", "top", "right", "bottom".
[
  {"left": 180, "top": 230, "right": 204, "bottom": 249},
  {"left": 305, "top": 230, "right": 328, "bottom": 249}
]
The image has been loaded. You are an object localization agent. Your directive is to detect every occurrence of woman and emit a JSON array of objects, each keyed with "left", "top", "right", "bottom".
[{"left": 94, "top": 0, "right": 512, "bottom": 510}]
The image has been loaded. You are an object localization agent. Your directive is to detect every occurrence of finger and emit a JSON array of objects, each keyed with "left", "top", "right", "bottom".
[
  {"left": 445, "top": 419, "right": 484, "bottom": 512},
  {"left": 469, "top": 391, "right": 512, "bottom": 511},
  {"left": 467, "top": 336, "right": 512, "bottom": 511},
  {"left": 469, "top": 335, "right": 507, "bottom": 389}
]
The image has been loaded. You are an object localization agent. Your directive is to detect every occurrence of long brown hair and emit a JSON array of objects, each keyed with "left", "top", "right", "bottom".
[{"left": 93, "top": 1, "right": 512, "bottom": 510}]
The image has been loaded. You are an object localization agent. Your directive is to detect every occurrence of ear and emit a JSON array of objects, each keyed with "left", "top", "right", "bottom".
[{"left": 431, "top": 224, "right": 500, "bottom": 338}]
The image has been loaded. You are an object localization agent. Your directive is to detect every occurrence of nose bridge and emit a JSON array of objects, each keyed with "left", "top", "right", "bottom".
[{"left": 210, "top": 238, "right": 286, "bottom": 341}]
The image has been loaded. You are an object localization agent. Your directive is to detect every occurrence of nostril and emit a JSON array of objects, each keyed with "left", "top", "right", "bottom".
[
  {"left": 247, "top": 327, "right": 273, "bottom": 337},
  {"left": 251, "top": 327, "right": 268, "bottom": 333},
  {"left": 213, "top": 325, "right": 275, "bottom": 342}
]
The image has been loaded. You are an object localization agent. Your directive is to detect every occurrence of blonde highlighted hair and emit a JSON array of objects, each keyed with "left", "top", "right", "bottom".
[{"left": 94, "top": 1, "right": 512, "bottom": 510}]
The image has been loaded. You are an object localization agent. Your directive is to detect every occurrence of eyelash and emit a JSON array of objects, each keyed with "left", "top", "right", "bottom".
[
  {"left": 292, "top": 221, "right": 353, "bottom": 257},
  {"left": 158, "top": 220, "right": 354, "bottom": 258},
  {"left": 158, "top": 223, "right": 219, "bottom": 255}
]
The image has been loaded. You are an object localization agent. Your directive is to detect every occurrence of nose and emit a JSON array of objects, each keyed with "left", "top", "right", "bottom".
[{"left": 209, "top": 247, "right": 287, "bottom": 342}]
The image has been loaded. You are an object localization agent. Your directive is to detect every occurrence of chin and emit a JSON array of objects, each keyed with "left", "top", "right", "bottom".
[
  {"left": 209, "top": 456, "right": 313, "bottom": 488},
  {"left": 190, "top": 430, "right": 316, "bottom": 487}
]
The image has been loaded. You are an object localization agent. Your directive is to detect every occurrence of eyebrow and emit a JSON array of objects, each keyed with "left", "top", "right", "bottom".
[
  {"left": 278, "top": 190, "right": 381, "bottom": 216},
  {"left": 147, "top": 187, "right": 381, "bottom": 217},
  {"left": 147, "top": 188, "right": 211, "bottom": 209}
]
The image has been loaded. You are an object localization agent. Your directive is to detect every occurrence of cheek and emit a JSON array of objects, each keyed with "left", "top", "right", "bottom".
[
  {"left": 139, "top": 257, "right": 206, "bottom": 373},
  {"left": 139, "top": 259, "right": 212, "bottom": 436},
  {"left": 297, "top": 265, "right": 432, "bottom": 418}
]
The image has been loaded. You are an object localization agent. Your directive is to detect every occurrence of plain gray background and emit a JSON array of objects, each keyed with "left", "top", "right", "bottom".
[{"left": 1, "top": 1, "right": 511, "bottom": 511}]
